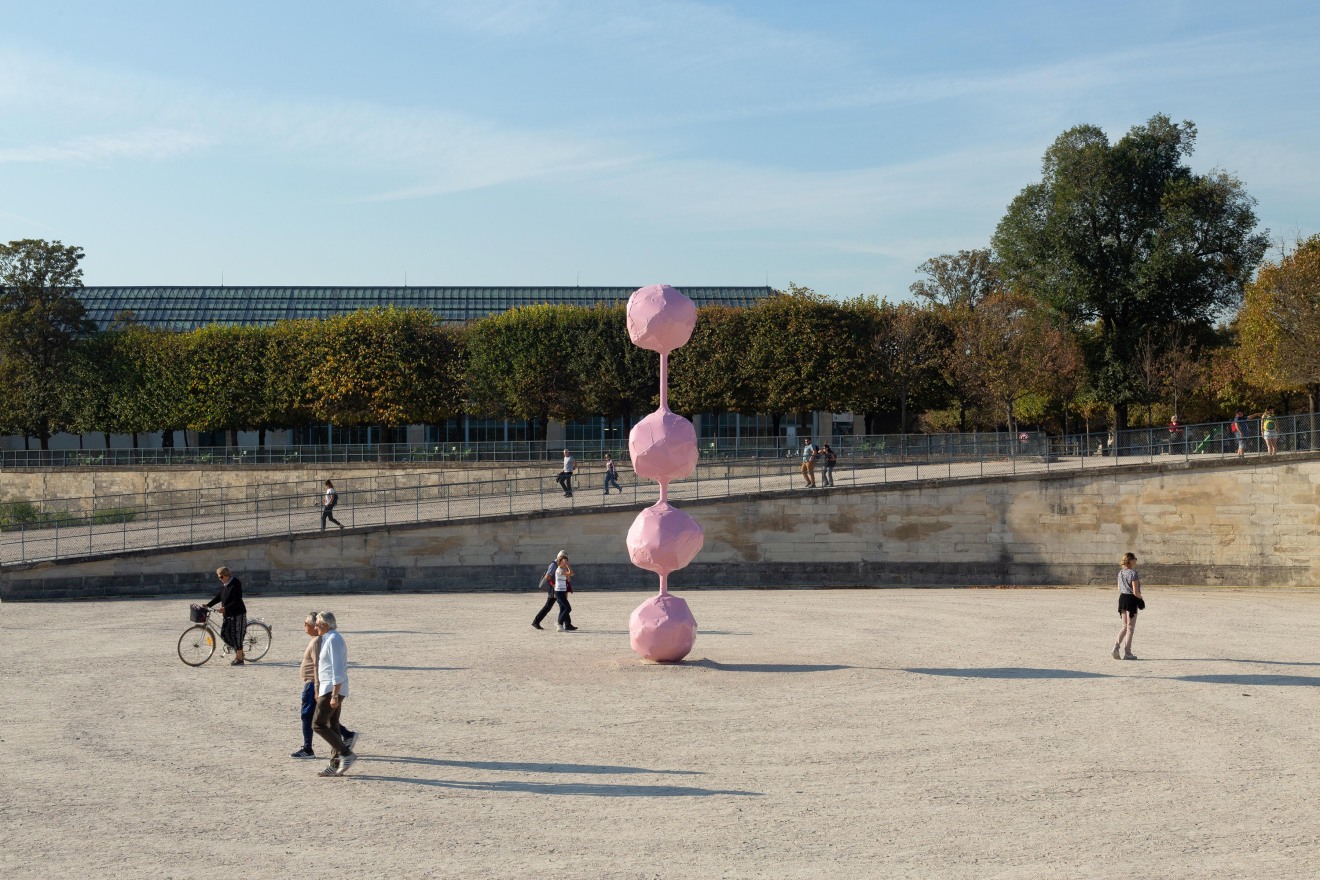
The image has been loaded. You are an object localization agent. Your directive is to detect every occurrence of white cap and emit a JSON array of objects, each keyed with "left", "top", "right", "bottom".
[{"left": 556, "top": 550, "right": 567, "bottom": 559}]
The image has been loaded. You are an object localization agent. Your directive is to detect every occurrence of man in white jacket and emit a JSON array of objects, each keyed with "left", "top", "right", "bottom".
[{"left": 312, "top": 611, "right": 360, "bottom": 777}]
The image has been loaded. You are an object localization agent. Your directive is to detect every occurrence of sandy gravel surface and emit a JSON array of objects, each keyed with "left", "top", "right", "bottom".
[{"left": 2, "top": 587, "right": 1318, "bottom": 879}]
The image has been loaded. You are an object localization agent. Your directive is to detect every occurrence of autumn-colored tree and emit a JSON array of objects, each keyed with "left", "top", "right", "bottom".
[
  {"left": 945, "top": 293, "right": 1082, "bottom": 432},
  {"left": 1239, "top": 234, "right": 1320, "bottom": 446},
  {"left": 854, "top": 298, "right": 948, "bottom": 434}
]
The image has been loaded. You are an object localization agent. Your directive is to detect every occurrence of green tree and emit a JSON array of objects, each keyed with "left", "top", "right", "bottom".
[
  {"left": 910, "top": 248, "right": 1002, "bottom": 310},
  {"left": 306, "top": 308, "right": 465, "bottom": 439},
  {"left": 669, "top": 305, "right": 757, "bottom": 417},
  {"left": 564, "top": 304, "right": 657, "bottom": 423},
  {"left": 992, "top": 114, "right": 1269, "bottom": 435},
  {"left": 466, "top": 305, "right": 580, "bottom": 433},
  {"left": 0, "top": 239, "right": 93, "bottom": 449}
]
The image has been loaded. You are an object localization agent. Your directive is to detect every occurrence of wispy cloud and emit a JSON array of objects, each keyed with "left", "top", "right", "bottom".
[{"left": 0, "top": 128, "right": 209, "bottom": 164}]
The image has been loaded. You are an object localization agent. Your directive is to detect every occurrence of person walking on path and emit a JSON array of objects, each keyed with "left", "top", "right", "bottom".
[
  {"left": 1112, "top": 553, "right": 1144, "bottom": 661},
  {"left": 603, "top": 453, "right": 622, "bottom": 495},
  {"left": 1251, "top": 409, "right": 1280, "bottom": 455},
  {"left": 1229, "top": 410, "right": 1247, "bottom": 458},
  {"left": 819, "top": 444, "right": 837, "bottom": 487},
  {"left": 801, "top": 438, "right": 819, "bottom": 488},
  {"left": 204, "top": 566, "right": 247, "bottom": 666},
  {"left": 556, "top": 449, "right": 575, "bottom": 497},
  {"left": 321, "top": 480, "right": 344, "bottom": 531},
  {"left": 532, "top": 550, "right": 577, "bottom": 631},
  {"left": 312, "top": 611, "right": 360, "bottom": 777},
  {"left": 292, "top": 611, "right": 355, "bottom": 759}
]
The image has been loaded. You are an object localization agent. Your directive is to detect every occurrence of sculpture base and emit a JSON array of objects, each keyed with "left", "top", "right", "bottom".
[{"left": 629, "top": 593, "right": 698, "bottom": 663}]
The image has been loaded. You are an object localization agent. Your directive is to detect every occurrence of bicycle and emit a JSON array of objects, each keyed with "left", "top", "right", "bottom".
[{"left": 178, "top": 604, "right": 272, "bottom": 666}]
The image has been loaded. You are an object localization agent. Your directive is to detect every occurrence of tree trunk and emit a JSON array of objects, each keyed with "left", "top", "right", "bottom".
[
  {"left": 258, "top": 427, "right": 266, "bottom": 448},
  {"left": 1113, "top": 401, "right": 1129, "bottom": 456},
  {"left": 898, "top": 389, "right": 908, "bottom": 434},
  {"left": 132, "top": 432, "right": 139, "bottom": 449},
  {"left": 228, "top": 427, "right": 238, "bottom": 448}
]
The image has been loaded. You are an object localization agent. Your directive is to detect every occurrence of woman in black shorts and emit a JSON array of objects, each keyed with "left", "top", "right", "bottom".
[{"left": 1112, "top": 552, "right": 1143, "bottom": 660}]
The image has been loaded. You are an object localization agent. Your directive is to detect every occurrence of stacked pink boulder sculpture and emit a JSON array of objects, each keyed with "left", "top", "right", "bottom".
[{"left": 626, "top": 284, "right": 703, "bottom": 663}]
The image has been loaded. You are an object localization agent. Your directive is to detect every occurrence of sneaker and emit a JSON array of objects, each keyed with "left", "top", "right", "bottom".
[
  {"left": 1111, "top": 646, "right": 1121, "bottom": 660},
  {"left": 564, "top": 625, "right": 579, "bottom": 631},
  {"left": 532, "top": 622, "right": 543, "bottom": 630},
  {"left": 1123, "top": 652, "right": 1138, "bottom": 661},
  {"left": 230, "top": 659, "right": 244, "bottom": 666},
  {"left": 557, "top": 624, "right": 566, "bottom": 631},
  {"left": 338, "top": 751, "right": 359, "bottom": 776},
  {"left": 317, "top": 764, "right": 340, "bottom": 777},
  {"left": 342, "top": 731, "right": 357, "bottom": 751},
  {"left": 291, "top": 746, "right": 316, "bottom": 759}
]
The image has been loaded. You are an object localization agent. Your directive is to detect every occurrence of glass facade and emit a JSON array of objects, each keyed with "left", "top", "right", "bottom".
[
  {"left": 74, "top": 286, "right": 777, "bottom": 331},
  {"left": 564, "top": 416, "right": 639, "bottom": 449}
]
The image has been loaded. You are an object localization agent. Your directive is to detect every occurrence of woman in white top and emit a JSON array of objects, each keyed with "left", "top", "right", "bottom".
[
  {"left": 554, "top": 555, "right": 576, "bottom": 631},
  {"left": 1112, "top": 553, "right": 1143, "bottom": 660}
]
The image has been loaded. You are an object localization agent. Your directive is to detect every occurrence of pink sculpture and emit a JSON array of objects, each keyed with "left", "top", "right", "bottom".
[{"left": 625, "top": 284, "right": 702, "bottom": 663}]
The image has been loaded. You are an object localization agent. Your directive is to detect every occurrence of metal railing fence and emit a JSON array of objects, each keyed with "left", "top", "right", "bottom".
[{"left": 3, "top": 413, "right": 1317, "bottom": 566}]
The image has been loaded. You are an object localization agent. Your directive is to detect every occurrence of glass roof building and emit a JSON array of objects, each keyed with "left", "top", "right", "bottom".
[{"left": 74, "top": 286, "right": 777, "bottom": 331}]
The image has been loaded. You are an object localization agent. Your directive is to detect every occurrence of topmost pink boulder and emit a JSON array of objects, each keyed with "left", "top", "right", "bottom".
[{"left": 627, "top": 284, "right": 697, "bottom": 354}]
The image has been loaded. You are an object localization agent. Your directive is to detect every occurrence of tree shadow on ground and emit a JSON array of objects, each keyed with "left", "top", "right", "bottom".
[
  {"left": 906, "top": 667, "right": 1115, "bottom": 679},
  {"left": 367, "top": 755, "right": 702, "bottom": 775},
  {"left": 350, "top": 775, "right": 760, "bottom": 797},
  {"left": 1173, "top": 674, "right": 1320, "bottom": 687},
  {"left": 347, "top": 630, "right": 450, "bottom": 636},
  {"left": 256, "top": 661, "right": 464, "bottom": 672},
  {"left": 1162, "top": 658, "right": 1320, "bottom": 667}
]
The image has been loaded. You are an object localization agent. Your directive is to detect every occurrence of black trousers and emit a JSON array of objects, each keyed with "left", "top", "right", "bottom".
[
  {"left": 321, "top": 506, "right": 342, "bottom": 529},
  {"left": 556, "top": 472, "right": 573, "bottom": 495},
  {"left": 533, "top": 591, "right": 572, "bottom": 626}
]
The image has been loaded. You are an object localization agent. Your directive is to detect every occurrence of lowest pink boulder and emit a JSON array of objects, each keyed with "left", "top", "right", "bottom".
[{"left": 629, "top": 592, "right": 698, "bottom": 662}]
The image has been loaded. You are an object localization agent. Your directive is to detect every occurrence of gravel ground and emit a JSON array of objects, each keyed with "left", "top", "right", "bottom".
[{"left": 2, "top": 587, "right": 1318, "bottom": 879}]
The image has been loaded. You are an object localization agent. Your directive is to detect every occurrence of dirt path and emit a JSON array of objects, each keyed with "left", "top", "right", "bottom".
[{"left": 2, "top": 587, "right": 1317, "bottom": 878}]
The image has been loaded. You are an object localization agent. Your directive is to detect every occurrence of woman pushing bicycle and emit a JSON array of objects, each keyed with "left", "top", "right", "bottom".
[{"left": 205, "top": 566, "right": 248, "bottom": 666}]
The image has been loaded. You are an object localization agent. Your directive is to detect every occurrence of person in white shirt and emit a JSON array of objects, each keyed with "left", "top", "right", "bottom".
[
  {"left": 321, "top": 480, "right": 344, "bottom": 531},
  {"left": 312, "top": 611, "right": 359, "bottom": 776},
  {"left": 556, "top": 450, "right": 575, "bottom": 497}
]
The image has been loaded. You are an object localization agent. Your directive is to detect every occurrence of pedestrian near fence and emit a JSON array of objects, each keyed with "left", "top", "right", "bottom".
[
  {"left": 556, "top": 450, "right": 575, "bottom": 497},
  {"left": 819, "top": 444, "right": 837, "bottom": 487},
  {"left": 801, "top": 438, "right": 819, "bottom": 488},
  {"left": 603, "top": 453, "right": 622, "bottom": 495},
  {"left": 292, "top": 611, "right": 355, "bottom": 759},
  {"left": 204, "top": 566, "right": 247, "bottom": 666},
  {"left": 321, "top": 480, "right": 344, "bottom": 531}
]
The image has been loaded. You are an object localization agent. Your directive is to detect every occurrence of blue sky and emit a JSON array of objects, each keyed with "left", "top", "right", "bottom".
[{"left": 1, "top": 1, "right": 1316, "bottom": 299}]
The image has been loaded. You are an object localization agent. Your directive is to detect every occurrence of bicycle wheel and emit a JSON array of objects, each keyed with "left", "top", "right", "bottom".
[
  {"left": 243, "top": 621, "right": 272, "bottom": 661},
  {"left": 178, "top": 625, "right": 216, "bottom": 666}
]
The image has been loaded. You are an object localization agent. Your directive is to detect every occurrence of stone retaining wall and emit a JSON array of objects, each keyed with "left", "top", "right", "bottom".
[{"left": 4, "top": 456, "right": 1317, "bottom": 600}]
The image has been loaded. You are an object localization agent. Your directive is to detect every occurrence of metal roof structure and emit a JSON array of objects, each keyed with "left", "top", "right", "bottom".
[{"left": 74, "top": 286, "right": 777, "bottom": 331}]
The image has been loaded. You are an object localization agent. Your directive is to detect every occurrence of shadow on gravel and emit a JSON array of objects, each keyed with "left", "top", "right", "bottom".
[
  {"left": 259, "top": 661, "right": 465, "bottom": 671},
  {"left": 1174, "top": 674, "right": 1320, "bottom": 687},
  {"left": 906, "top": 667, "right": 1115, "bottom": 679},
  {"left": 687, "top": 659, "right": 851, "bottom": 673},
  {"left": 367, "top": 756, "right": 701, "bottom": 775},
  {"left": 352, "top": 775, "right": 760, "bottom": 797}
]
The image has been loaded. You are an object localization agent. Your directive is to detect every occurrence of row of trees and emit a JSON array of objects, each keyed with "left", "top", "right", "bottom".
[{"left": 2, "top": 114, "right": 1316, "bottom": 450}]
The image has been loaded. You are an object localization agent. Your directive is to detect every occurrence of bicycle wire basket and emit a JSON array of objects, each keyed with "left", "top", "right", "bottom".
[{"left": 189, "top": 604, "right": 208, "bottom": 623}]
